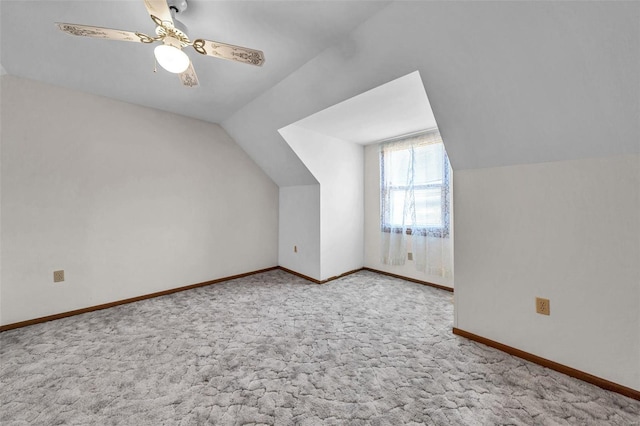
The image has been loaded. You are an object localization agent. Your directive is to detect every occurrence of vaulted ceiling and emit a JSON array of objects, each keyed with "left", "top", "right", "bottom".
[
  {"left": 2, "top": 1, "right": 638, "bottom": 187},
  {"left": 222, "top": 1, "right": 639, "bottom": 185}
]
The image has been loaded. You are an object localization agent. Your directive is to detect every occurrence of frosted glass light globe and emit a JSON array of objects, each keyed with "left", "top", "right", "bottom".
[{"left": 154, "top": 44, "right": 190, "bottom": 74}]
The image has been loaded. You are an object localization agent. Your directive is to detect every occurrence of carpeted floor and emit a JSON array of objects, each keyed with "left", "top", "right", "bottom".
[{"left": 1, "top": 269, "right": 638, "bottom": 425}]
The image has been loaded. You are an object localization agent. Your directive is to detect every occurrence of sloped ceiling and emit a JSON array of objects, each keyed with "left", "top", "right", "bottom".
[
  {"left": 291, "top": 71, "right": 437, "bottom": 146},
  {"left": 223, "top": 1, "right": 639, "bottom": 186},
  {"left": 3, "top": 2, "right": 638, "bottom": 187},
  {"left": 0, "top": 0, "right": 389, "bottom": 123}
]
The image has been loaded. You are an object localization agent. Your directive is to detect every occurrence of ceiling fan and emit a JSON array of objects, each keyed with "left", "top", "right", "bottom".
[{"left": 56, "top": 0, "right": 265, "bottom": 87}]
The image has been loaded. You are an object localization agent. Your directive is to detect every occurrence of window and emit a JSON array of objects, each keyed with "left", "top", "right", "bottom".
[{"left": 380, "top": 130, "right": 451, "bottom": 238}]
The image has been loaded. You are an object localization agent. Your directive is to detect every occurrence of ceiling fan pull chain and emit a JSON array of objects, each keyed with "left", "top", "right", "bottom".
[{"left": 154, "top": 56, "right": 158, "bottom": 73}]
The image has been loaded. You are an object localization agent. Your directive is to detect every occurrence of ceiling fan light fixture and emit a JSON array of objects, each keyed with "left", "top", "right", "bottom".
[
  {"left": 154, "top": 44, "right": 189, "bottom": 74},
  {"left": 56, "top": 0, "right": 265, "bottom": 87}
]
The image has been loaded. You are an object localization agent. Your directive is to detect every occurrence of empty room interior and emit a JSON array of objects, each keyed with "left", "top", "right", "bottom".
[{"left": 1, "top": 1, "right": 639, "bottom": 424}]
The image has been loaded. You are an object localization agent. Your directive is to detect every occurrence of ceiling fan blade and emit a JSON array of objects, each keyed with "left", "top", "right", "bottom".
[
  {"left": 56, "top": 23, "right": 154, "bottom": 43},
  {"left": 192, "top": 39, "right": 265, "bottom": 67},
  {"left": 143, "top": 0, "right": 174, "bottom": 28},
  {"left": 179, "top": 62, "right": 199, "bottom": 87}
]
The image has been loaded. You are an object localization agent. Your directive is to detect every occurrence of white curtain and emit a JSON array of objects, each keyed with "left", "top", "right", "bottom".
[{"left": 380, "top": 130, "right": 453, "bottom": 278}]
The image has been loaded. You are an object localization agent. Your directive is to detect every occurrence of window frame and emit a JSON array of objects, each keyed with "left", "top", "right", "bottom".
[{"left": 380, "top": 133, "right": 451, "bottom": 238}]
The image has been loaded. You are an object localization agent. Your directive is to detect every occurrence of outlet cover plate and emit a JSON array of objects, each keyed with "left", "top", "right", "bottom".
[{"left": 536, "top": 297, "right": 550, "bottom": 315}]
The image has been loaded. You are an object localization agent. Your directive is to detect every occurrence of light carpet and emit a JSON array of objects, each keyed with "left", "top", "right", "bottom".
[{"left": 1, "top": 270, "right": 638, "bottom": 425}]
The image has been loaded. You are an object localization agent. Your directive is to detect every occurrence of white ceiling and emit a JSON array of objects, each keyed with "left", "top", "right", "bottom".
[
  {"left": 223, "top": 1, "right": 639, "bottom": 186},
  {"left": 3, "top": 1, "right": 638, "bottom": 188},
  {"left": 0, "top": 0, "right": 389, "bottom": 123},
  {"left": 291, "top": 71, "right": 437, "bottom": 145}
]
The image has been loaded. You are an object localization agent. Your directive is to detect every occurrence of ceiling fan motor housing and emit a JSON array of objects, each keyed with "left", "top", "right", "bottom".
[
  {"left": 172, "top": 18, "right": 189, "bottom": 39},
  {"left": 155, "top": 19, "right": 190, "bottom": 46},
  {"left": 163, "top": 36, "right": 182, "bottom": 49}
]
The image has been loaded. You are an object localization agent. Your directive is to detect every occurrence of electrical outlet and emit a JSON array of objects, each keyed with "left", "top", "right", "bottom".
[
  {"left": 536, "top": 297, "right": 550, "bottom": 315},
  {"left": 53, "top": 270, "right": 65, "bottom": 283},
  {"left": 407, "top": 252, "right": 413, "bottom": 261}
]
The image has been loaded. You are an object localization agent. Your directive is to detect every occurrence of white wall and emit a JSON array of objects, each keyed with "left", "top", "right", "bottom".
[
  {"left": 364, "top": 144, "right": 453, "bottom": 288},
  {"left": 455, "top": 155, "right": 640, "bottom": 391},
  {"left": 278, "top": 185, "right": 321, "bottom": 280},
  {"left": 319, "top": 140, "right": 363, "bottom": 279},
  {"left": 0, "top": 75, "right": 279, "bottom": 326},
  {"left": 280, "top": 125, "right": 364, "bottom": 281}
]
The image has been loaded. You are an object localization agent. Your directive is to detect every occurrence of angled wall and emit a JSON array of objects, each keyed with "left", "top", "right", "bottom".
[
  {"left": 224, "top": 2, "right": 638, "bottom": 175},
  {"left": 0, "top": 75, "right": 278, "bottom": 326},
  {"left": 279, "top": 125, "right": 363, "bottom": 281}
]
